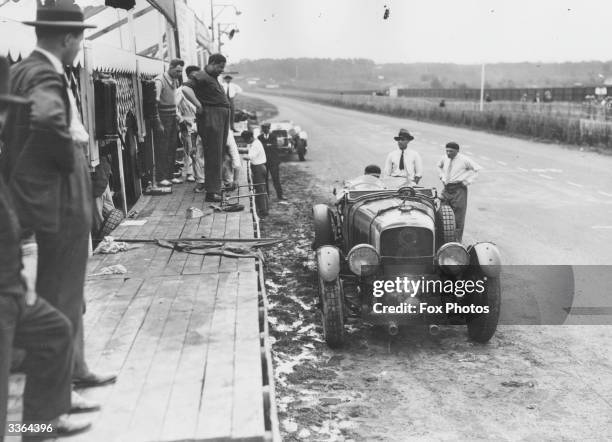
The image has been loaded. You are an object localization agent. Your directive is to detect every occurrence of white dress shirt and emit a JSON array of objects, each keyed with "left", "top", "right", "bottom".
[
  {"left": 437, "top": 153, "right": 482, "bottom": 186},
  {"left": 35, "top": 47, "right": 89, "bottom": 144},
  {"left": 382, "top": 148, "right": 423, "bottom": 183},
  {"left": 246, "top": 138, "right": 266, "bottom": 166},
  {"left": 221, "top": 81, "right": 242, "bottom": 99}
]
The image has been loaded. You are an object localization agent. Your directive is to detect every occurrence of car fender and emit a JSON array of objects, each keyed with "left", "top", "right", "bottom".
[
  {"left": 469, "top": 242, "right": 502, "bottom": 278},
  {"left": 316, "top": 246, "right": 341, "bottom": 282}
]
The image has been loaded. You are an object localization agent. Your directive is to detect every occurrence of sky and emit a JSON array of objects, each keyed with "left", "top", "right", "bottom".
[
  {"left": 1, "top": 0, "right": 610, "bottom": 64},
  {"left": 187, "top": 0, "right": 612, "bottom": 64}
]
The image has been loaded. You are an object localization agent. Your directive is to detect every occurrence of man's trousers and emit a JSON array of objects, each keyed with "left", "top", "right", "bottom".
[
  {"left": 0, "top": 296, "right": 72, "bottom": 437},
  {"left": 265, "top": 160, "right": 283, "bottom": 199},
  {"left": 154, "top": 114, "right": 178, "bottom": 182},
  {"left": 198, "top": 107, "right": 230, "bottom": 194},
  {"left": 250, "top": 163, "right": 268, "bottom": 217},
  {"left": 181, "top": 130, "right": 205, "bottom": 184},
  {"left": 35, "top": 228, "right": 89, "bottom": 377},
  {"left": 441, "top": 184, "right": 468, "bottom": 242}
]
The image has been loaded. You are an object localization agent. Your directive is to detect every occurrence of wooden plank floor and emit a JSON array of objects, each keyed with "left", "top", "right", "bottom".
[{"left": 7, "top": 165, "right": 268, "bottom": 442}]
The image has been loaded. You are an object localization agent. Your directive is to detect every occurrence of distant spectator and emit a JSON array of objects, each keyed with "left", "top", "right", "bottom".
[
  {"left": 222, "top": 75, "right": 242, "bottom": 132},
  {"left": 485, "top": 93, "right": 492, "bottom": 103},
  {"left": 533, "top": 92, "right": 541, "bottom": 103},
  {"left": 439, "top": 99, "right": 446, "bottom": 108},
  {"left": 544, "top": 90, "right": 552, "bottom": 103}
]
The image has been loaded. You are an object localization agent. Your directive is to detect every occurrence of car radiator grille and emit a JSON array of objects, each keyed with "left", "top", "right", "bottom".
[{"left": 381, "top": 227, "right": 433, "bottom": 258}]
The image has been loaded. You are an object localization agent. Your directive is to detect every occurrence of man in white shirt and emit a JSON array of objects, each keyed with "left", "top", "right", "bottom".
[
  {"left": 241, "top": 130, "right": 268, "bottom": 217},
  {"left": 223, "top": 127, "right": 241, "bottom": 190},
  {"left": 382, "top": 129, "right": 423, "bottom": 185},
  {"left": 437, "top": 141, "right": 482, "bottom": 242},
  {"left": 222, "top": 75, "right": 242, "bottom": 132}
]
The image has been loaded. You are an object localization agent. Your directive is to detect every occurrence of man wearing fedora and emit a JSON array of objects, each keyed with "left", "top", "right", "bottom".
[
  {"left": 221, "top": 74, "right": 242, "bottom": 132},
  {"left": 0, "top": 55, "right": 91, "bottom": 440},
  {"left": 0, "top": 0, "right": 116, "bottom": 419},
  {"left": 382, "top": 128, "right": 423, "bottom": 185},
  {"left": 437, "top": 141, "right": 481, "bottom": 242}
]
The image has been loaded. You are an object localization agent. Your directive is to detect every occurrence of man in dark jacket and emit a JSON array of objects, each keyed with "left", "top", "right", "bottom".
[
  {"left": 0, "top": 1, "right": 115, "bottom": 396},
  {"left": 258, "top": 123, "right": 284, "bottom": 200},
  {"left": 190, "top": 53, "right": 230, "bottom": 202},
  {"left": 0, "top": 54, "right": 90, "bottom": 439}
]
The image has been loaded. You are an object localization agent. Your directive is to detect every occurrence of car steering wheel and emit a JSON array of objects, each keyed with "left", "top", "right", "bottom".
[{"left": 397, "top": 186, "right": 416, "bottom": 199}]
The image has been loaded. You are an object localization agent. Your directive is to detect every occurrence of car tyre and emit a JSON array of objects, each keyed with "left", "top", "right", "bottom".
[
  {"left": 319, "top": 276, "right": 345, "bottom": 348},
  {"left": 436, "top": 204, "right": 456, "bottom": 248},
  {"left": 466, "top": 274, "right": 501, "bottom": 343},
  {"left": 312, "top": 204, "right": 334, "bottom": 249}
]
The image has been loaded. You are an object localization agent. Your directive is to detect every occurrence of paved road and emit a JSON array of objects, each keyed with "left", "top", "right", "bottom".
[
  {"left": 250, "top": 92, "right": 612, "bottom": 266},
  {"left": 253, "top": 93, "right": 612, "bottom": 440}
]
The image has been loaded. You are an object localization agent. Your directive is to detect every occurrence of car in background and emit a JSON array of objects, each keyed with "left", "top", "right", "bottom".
[
  {"left": 269, "top": 120, "right": 308, "bottom": 161},
  {"left": 269, "top": 120, "right": 294, "bottom": 149}
]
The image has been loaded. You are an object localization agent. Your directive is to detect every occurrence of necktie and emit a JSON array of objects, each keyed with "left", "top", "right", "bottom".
[
  {"left": 446, "top": 158, "right": 454, "bottom": 183},
  {"left": 399, "top": 150, "right": 405, "bottom": 170},
  {"left": 226, "top": 84, "right": 231, "bottom": 99}
]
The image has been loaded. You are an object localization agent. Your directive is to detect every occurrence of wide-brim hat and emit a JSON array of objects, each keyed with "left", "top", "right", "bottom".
[
  {"left": 261, "top": 122, "right": 271, "bottom": 128},
  {"left": 393, "top": 128, "right": 414, "bottom": 141},
  {"left": 0, "top": 56, "right": 30, "bottom": 105},
  {"left": 23, "top": 0, "right": 97, "bottom": 29}
]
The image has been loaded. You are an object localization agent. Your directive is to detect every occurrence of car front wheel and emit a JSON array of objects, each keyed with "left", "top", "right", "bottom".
[
  {"left": 319, "top": 276, "right": 345, "bottom": 348},
  {"left": 466, "top": 275, "right": 501, "bottom": 343}
]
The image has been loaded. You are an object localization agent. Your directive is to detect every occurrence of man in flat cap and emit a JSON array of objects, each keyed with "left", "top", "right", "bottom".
[
  {"left": 382, "top": 128, "right": 423, "bottom": 185},
  {"left": 437, "top": 141, "right": 482, "bottom": 242},
  {"left": 0, "top": 0, "right": 115, "bottom": 418},
  {"left": 0, "top": 54, "right": 91, "bottom": 439},
  {"left": 221, "top": 74, "right": 242, "bottom": 132}
]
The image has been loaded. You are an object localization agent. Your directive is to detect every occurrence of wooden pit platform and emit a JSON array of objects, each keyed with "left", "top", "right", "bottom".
[{"left": 7, "top": 165, "right": 279, "bottom": 442}]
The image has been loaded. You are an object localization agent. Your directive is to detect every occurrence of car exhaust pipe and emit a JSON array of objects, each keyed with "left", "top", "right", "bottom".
[
  {"left": 388, "top": 322, "right": 399, "bottom": 336},
  {"left": 428, "top": 324, "right": 440, "bottom": 336}
]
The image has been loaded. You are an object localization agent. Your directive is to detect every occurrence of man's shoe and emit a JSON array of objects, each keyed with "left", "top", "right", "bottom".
[
  {"left": 171, "top": 177, "right": 184, "bottom": 184},
  {"left": 194, "top": 183, "right": 206, "bottom": 193},
  {"left": 73, "top": 371, "right": 117, "bottom": 389},
  {"left": 51, "top": 414, "right": 92, "bottom": 436},
  {"left": 70, "top": 391, "right": 101, "bottom": 413},
  {"left": 205, "top": 193, "right": 223, "bottom": 202},
  {"left": 186, "top": 175, "right": 196, "bottom": 182},
  {"left": 158, "top": 179, "right": 172, "bottom": 187}
]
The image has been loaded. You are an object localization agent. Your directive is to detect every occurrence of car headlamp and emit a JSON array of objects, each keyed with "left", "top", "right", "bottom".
[
  {"left": 436, "top": 242, "right": 470, "bottom": 276},
  {"left": 347, "top": 244, "right": 380, "bottom": 276}
]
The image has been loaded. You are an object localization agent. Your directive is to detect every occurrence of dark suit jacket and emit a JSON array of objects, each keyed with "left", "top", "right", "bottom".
[
  {"left": 0, "top": 50, "right": 91, "bottom": 234},
  {"left": 258, "top": 133, "right": 279, "bottom": 164}
]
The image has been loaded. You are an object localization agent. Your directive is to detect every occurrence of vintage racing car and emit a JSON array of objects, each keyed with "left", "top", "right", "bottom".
[
  {"left": 312, "top": 180, "right": 502, "bottom": 348},
  {"left": 269, "top": 120, "right": 307, "bottom": 160}
]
